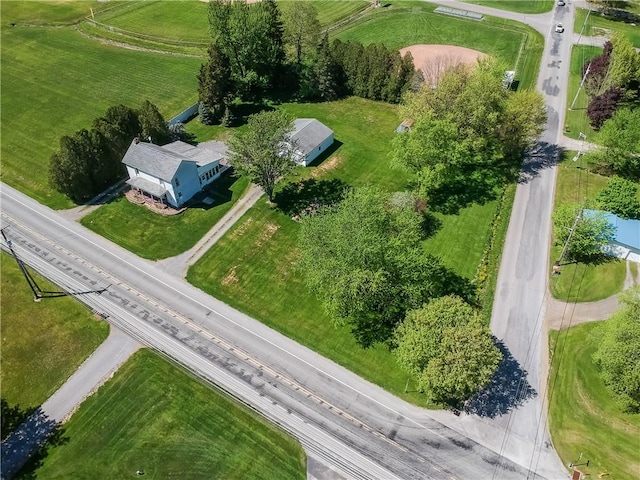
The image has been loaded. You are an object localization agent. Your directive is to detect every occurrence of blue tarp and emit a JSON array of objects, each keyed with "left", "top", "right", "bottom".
[{"left": 584, "top": 209, "right": 640, "bottom": 251}]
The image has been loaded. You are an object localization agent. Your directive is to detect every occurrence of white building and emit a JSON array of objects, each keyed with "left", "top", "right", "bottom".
[
  {"left": 289, "top": 118, "right": 334, "bottom": 166},
  {"left": 121, "top": 139, "right": 230, "bottom": 208}
]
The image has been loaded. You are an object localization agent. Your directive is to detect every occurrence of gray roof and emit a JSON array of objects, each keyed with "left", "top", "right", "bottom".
[
  {"left": 290, "top": 119, "right": 333, "bottom": 156},
  {"left": 122, "top": 140, "right": 224, "bottom": 179},
  {"left": 126, "top": 176, "right": 167, "bottom": 198},
  {"left": 122, "top": 141, "right": 185, "bottom": 182}
]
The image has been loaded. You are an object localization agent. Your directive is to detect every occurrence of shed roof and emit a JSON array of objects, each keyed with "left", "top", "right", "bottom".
[{"left": 290, "top": 119, "right": 333, "bottom": 156}]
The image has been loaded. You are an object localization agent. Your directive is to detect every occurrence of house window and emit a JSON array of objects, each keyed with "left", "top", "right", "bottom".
[
  {"left": 318, "top": 146, "right": 321, "bottom": 151},
  {"left": 178, "top": 192, "right": 183, "bottom": 198},
  {"left": 175, "top": 177, "right": 180, "bottom": 187}
]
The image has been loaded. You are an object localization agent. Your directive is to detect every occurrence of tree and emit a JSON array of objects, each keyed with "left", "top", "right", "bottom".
[
  {"left": 138, "top": 100, "right": 170, "bottom": 145},
  {"left": 299, "top": 187, "right": 464, "bottom": 347},
  {"left": 312, "top": 33, "right": 339, "bottom": 101},
  {"left": 583, "top": 43, "right": 612, "bottom": 98},
  {"left": 552, "top": 203, "right": 616, "bottom": 263},
  {"left": 591, "top": 286, "right": 640, "bottom": 413},
  {"left": 596, "top": 176, "right": 640, "bottom": 219},
  {"left": 587, "top": 87, "right": 623, "bottom": 129},
  {"left": 197, "top": 44, "right": 233, "bottom": 121},
  {"left": 207, "top": 0, "right": 284, "bottom": 97},
  {"left": 49, "top": 129, "right": 102, "bottom": 202},
  {"left": 594, "top": 107, "right": 640, "bottom": 179},
  {"left": 227, "top": 110, "right": 296, "bottom": 202},
  {"left": 281, "top": 1, "right": 321, "bottom": 67},
  {"left": 501, "top": 89, "right": 547, "bottom": 162},
  {"left": 604, "top": 33, "right": 640, "bottom": 96},
  {"left": 393, "top": 295, "right": 501, "bottom": 405},
  {"left": 198, "top": 101, "right": 216, "bottom": 126}
]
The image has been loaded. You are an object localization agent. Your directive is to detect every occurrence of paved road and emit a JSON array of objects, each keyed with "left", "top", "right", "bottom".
[
  {"left": 1, "top": 183, "right": 557, "bottom": 479},
  {"left": 0, "top": 328, "right": 140, "bottom": 479}
]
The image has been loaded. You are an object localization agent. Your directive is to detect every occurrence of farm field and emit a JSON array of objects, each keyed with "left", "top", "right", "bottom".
[
  {"left": 0, "top": 251, "right": 108, "bottom": 420},
  {"left": 187, "top": 97, "right": 502, "bottom": 406},
  {"left": 549, "top": 323, "right": 640, "bottom": 480},
  {"left": 81, "top": 173, "right": 250, "bottom": 260},
  {"left": 31, "top": 349, "right": 306, "bottom": 480},
  {"left": 574, "top": 7, "right": 640, "bottom": 48},
  {"left": 0, "top": 25, "right": 201, "bottom": 209},
  {"left": 1, "top": 0, "right": 112, "bottom": 25},
  {"left": 463, "top": 0, "right": 554, "bottom": 14},
  {"left": 564, "top": 45, "right": 602, "bottom": 140},
  {"left": 550, "top": 152, "right": 627, "bottom": 302},
  {"left": 335, "top": 1, "right": 544, "bottom": 89}
]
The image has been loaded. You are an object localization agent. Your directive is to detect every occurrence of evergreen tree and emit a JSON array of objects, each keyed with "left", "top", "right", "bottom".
[
  {"left": 198, "top": 101, "right": 216, "bottom": 126},
  {"left": 138, "top": 100, "right": 170, "bottom": 145},
  {"left": 313, "top": 33, "right": 338, "bottom": 101},
  {"left": 198, "top": 44, "right": 233, "bottom": 120}
]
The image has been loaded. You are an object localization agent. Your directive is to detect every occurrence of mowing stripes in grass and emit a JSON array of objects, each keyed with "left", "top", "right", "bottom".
[
  {"left": 463, "top": 0, "right": 554, "bottom": 14},
  {"left": 1, "top": 26, "right": 201, "bottom": 209},
  {"left": 32, "top": 349, "right": 306, "bottom": 480}
]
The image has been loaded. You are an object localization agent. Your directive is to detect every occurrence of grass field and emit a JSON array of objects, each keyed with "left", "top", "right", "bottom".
[
  {"left": 564, "top": 45, "right": 603, "bottom": 140},
  {"left": 549, "top": 323, "right": 640, "bottom": 480},
  {"left": 32, "top": 349, "right": 306, "bottom": 480},
  {"left": 187, "top": 96, "right": 502, "bottom": 406},
  {"left": 0, "top": 252, "right": 109, "bottom": 411},
  {"left": 0, "top": 25, "right": 201, "bottom": 209},
  {"left": 574, "top": 7, "right": 640, "bottom": 48},
  {"left": 335, "top": 1, "right": 544, "bottom": 89},
  {"left": 81, "top": 173, "right": 250, "bottom": 260},
  {"left": 463, "top": 0, "right": 554, "bottom": 14},
  {"left": 1, "top": 0, "right": 113, "bottom": 25},
  {"left": 550, "top": 153, "right": 627, "bottom": 302}
]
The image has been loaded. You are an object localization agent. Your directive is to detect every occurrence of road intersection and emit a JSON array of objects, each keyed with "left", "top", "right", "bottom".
[{"left": 1, "top": 1, "right": 597, "bottom": 478}]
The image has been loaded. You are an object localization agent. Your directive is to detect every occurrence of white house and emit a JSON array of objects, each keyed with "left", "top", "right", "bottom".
[
  {"left": 289, "top": 119, "right": 334, "bottom": 166},
  {"left": 122, "top": 139, "right": 230, "bottom": 208}
]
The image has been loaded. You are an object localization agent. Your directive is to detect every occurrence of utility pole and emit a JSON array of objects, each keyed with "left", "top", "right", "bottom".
[
  {"left": 570, "top": 8, "right": 592, "bottom": 111},
  {"left": 558, "top": 209, "right": 583, "bottom": 265}
]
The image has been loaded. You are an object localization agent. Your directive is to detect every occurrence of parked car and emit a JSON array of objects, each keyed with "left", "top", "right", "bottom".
[
  {"left": 558, "top": 0, "right": 565, "bottom": 6},
  {"left": 555, "top": 23, "right": 564, "bottom": 33}
]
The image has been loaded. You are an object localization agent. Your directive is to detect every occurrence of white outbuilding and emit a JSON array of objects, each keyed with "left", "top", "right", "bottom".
[{"left": 289, "top": 118, "right": 334, "bottom": 166}]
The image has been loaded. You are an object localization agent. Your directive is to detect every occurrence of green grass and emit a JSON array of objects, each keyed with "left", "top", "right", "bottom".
[
  {"left": 302, "top": 0, "right": 370, "bottom": 27},
  {"left": 549, "top": 323, "right": 640, "bottom": 480},
  {"left": 0, "top": 26, "right": 201, "bottom": 209},
  {"left": 574, "top": 7, "right": 640, "bottom": 48},
  {"left": 423, "top": 200, "right": 498, "bottom": 279},
  {"left": 0, "top": 0, "right": 114, "bottom": 25},
  {"left": 564, "top": 45, "right": 603, "bottom": 140},
  {"left": 0, "top": 252, "right": 109, "bottom": 410},
  {"left": 187, "top": 96, "right": 504, "bottom": 406},
  {"left": 334, "top": 1, "right": 544, "bottom": 89},
  {"left": 550, "top": 152, "right": 627, "bottom": 302},
  {"left": 33, "top": 349, "right": 306, "bottom": 480},
  {"left": 81, "top": 173, "right": 250, "bottom": 260},
  {"left": 463, "top": 0, "right": 554, "bottom": 14}
]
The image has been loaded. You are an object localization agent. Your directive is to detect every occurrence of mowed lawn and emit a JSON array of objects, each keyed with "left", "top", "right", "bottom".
[
  {"left": 91, "top": 0, "right": 369, "bottom": 45},
  {"left": 33, "top": 349, "right": 306, "bottom": 480},
  {"left": 564, "top": 45, "right": 602, "bottom": 140},
  {"left": 188, "top": 97, "right": 497, "bottom": 406},
  {"left": 463, "top": 0, "right": 554, "bottom": 14},
  {"left": 550, "top": 153, "right": 627, "bottom": 302},
  {"left": 0, "top": 25, "right": 201, "bottom": 209},
  {"left": 81, "top": 173, "right": 250, "bottom": 260},
  {"left": 574, "top": 7, "right": 640, "bottom": 48},
  {"left": 1, "top": 0, "right": 113, "bottom": 25},
  {"left": 549, "top": 323, "right": 640, "bottom": 480},
  {"left": 335, "top": 1, "right": 544, "bottom": 89},
  {"left": 0, "top": 252, "right": 109, "bottom": 410}
]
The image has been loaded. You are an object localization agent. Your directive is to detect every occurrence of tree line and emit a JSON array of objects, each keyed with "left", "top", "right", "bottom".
[
  {"left": 49, "top": 101, "right": 169, "bottom": 203},
  {"left": 198, "top": 0, "right": 417, "bottom": 125}
]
